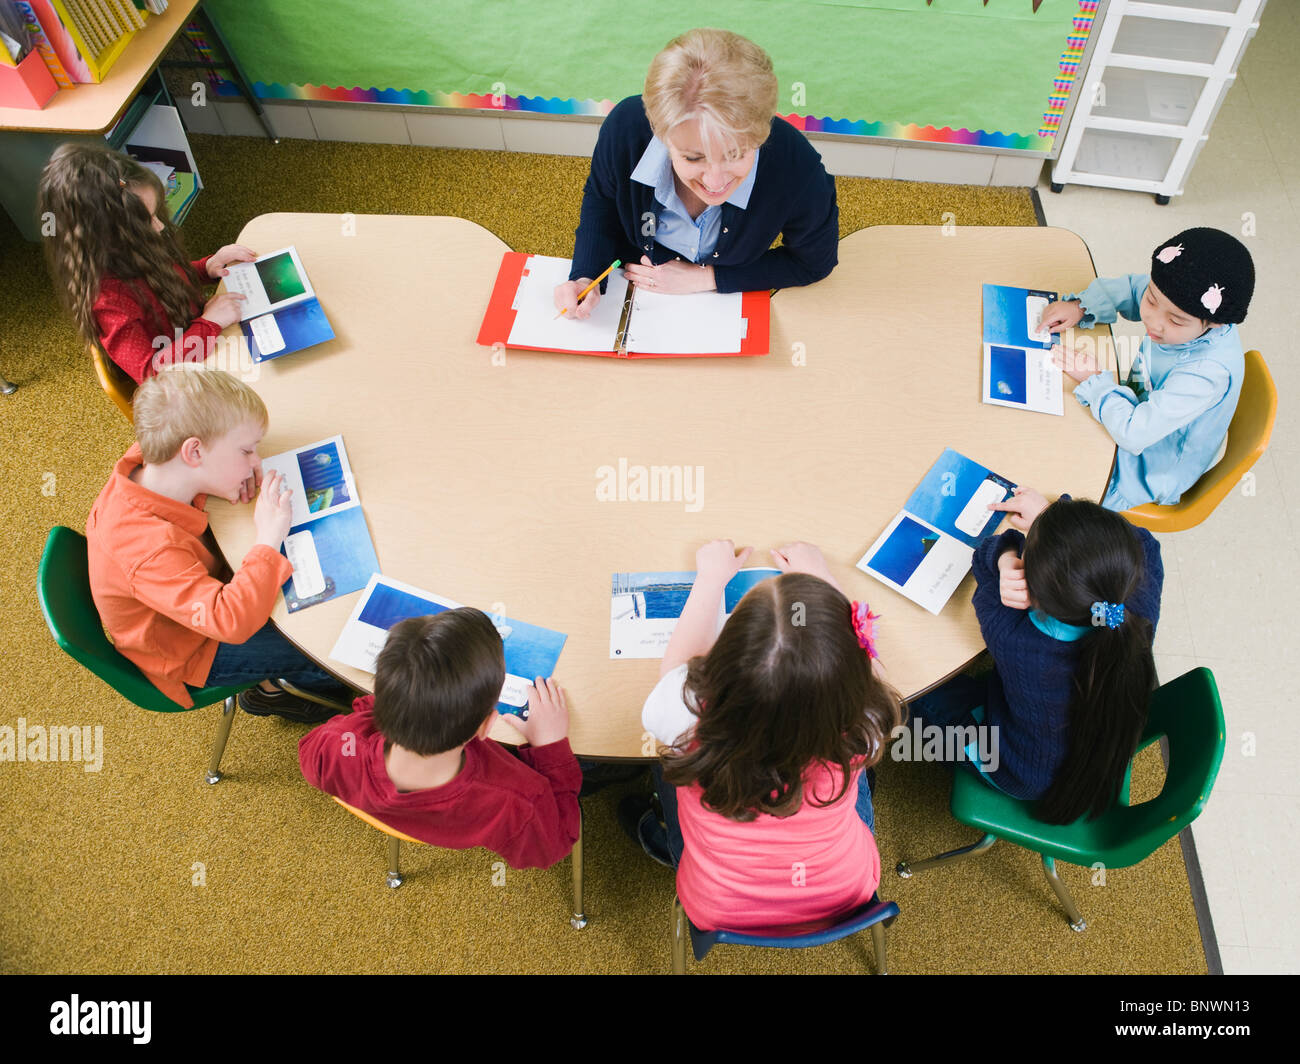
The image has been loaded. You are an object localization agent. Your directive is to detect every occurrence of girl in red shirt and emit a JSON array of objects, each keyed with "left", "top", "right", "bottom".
[{"left": 38, "top": 143, "right": 253, "bottom": 384}]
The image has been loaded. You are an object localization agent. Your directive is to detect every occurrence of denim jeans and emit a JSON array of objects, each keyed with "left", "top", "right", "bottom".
[
  {"left": 654, "top": 759, "right": 877, "bottom": 868},
  {"left": 198, "top": 621, "right": 353, "bottom": 700}
]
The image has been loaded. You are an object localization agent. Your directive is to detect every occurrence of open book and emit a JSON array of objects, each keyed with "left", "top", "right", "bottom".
[
  {"left": 261, "top": 435, "right": 379, "bottom": 612},
  {"left": 982, "top": 283, "right": 1063, "bottom": 416},
  {"left": 331, "top": 575, "right": 567, "bottom": 717},
  {"left": 478, "top": 253, "right": 770, "bottom": 358},
  {"left": 856, "top": 449, "right": 1015, "bottom": 615},
  {"left": 226, "top": 246, "right": 335, "bottom": 361},
  {"left": 610, "top": 568, "right": 780, "bottom": 658}
]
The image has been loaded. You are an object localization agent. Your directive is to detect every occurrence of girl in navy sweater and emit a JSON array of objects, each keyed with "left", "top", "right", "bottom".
[{"left": 914, "top": 489, "right": 1162, "bottom": 824}]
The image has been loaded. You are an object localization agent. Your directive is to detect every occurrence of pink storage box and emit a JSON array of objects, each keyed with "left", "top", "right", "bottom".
[{"left": 0, "top": 50, "right": 60, "bottom": 109}]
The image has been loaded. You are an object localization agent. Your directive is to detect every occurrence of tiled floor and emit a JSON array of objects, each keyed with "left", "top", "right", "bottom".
[{"left": 1036, "top": 0, "right": 1299, "bottom": 976}]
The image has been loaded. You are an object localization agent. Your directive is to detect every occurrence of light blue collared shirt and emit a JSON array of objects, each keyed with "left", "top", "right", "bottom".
[{"left": 629, "top": 137, "right": 758, "bottom": 264}]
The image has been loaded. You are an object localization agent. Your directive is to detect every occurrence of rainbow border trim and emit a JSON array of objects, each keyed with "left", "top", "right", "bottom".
[{"left": 212, "top": 3, "right": 1100, "bottom": 152}]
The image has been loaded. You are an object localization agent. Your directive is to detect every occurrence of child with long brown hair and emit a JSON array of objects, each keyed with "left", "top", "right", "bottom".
[
  {"left": 634, "top": 539, "right": 903, "bottom": 932},
  {"left": 38, "top": 143, "right": 253, "bottom": 384}
]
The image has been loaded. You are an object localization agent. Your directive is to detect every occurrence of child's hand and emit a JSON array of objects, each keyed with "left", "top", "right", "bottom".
[
  {"left": 236, "top": 465, "right": 262, "bottom": 504},
  {"left": 988, "top": 485, "right": 1050, "bottom": 532},
  {"left": 201, "top": 291, "right": 246, "bottom": 329},
  {"left": 206, "top": 245, "right": 257, "bottom": 278},
  {"left": 770, "top": 541, "right": 841, "bottom": 592},
  {"left": 1052, "top": 342, "right": 1100, "bottom": 383},
  {"left": 502, "top": 677, "right": 570, "bottom": 747},
  {"left": 696, "top": 539, "right": 752, "bottom": 588},
  {"left": 253, "top": 470, "right": 293, "bottom": 549},
  {"left": 553, "top": 279, "right": 600, "bottom": 320},
  {"left": 1040, "top": 300, "right": 1083, "bottom": 333},
  {"left": 623, "top": 256, "right": 716, "bottom": 295},
  {"left": 997, "top": 551, "right": 1030, "bottom": 610}
]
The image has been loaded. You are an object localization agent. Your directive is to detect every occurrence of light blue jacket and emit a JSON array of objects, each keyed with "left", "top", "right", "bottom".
[{"left": 1068, "top": 274, "right": 1242, "bottom": 508}]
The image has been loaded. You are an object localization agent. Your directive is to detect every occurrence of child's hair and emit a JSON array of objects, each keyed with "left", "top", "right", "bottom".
[
  {"left": 132, "top": 367, "right": 268, "bottom": 463},
  {"left": 662, "top": 573, "right": 904, "bottom": 821},
  {"left": 38, "top": 143, "right": 207, "bottom": 348},
  {"left": 1023, "top": 500, "right": 1157, "bottom": 824},
  {"left": 373, "top": 610, "right": 506, "bottom": 756}
]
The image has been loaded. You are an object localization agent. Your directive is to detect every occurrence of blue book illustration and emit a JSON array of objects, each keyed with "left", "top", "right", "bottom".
[
  {"left": 857, "top": 449, "right": 1015, "bottom": 616},
  {"left": 610, "top": 568, "right": 781, "bottom": 658},
  {"left": 281, "top": 506, "right": 380, "bottom": 612},
  {"left": 242, "top": 297, "right": 335, "bottom": 362},
  {"left": 331, "top": 575, "right": 567, "bottom": 717},
  {"left": 982, "top": 283, "right": 1063, "bottom": 416}
]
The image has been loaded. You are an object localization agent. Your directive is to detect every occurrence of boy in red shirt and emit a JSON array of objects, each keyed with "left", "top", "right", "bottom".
[
  {"left": 86, "top": 366, "right": 352, "bottom": 722},
  {"left": 299, "top": 610, "right": 581, "bottom": 870}
]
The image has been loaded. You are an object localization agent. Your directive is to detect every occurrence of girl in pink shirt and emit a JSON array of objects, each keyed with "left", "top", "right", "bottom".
[{"left": 637, "top": 540, "right": 903, "bottom": 932}]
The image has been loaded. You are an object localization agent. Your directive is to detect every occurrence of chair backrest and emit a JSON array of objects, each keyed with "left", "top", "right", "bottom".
[
  {"left": 1125, "top": 350, "right": 1276, "bottom": 529},
  {"left": 1091, "top": 667, "right": 1225, "bottom": 865},
  {"left": 332, "top": 796, "right": 424, "bottom": 845},
  {"left": 37, "top": 526, "right": 184, "bottom": 713},
  {"left": 684, "top": 894, "right": 899, "bottom": 962},
  {"left": 90, "top": 343, "right": 136, "bottom": 422}
]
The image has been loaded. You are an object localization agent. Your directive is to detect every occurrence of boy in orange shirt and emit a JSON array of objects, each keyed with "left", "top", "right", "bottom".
[{"left": 86, "top": 366, "right": 352, "bottom": 722}]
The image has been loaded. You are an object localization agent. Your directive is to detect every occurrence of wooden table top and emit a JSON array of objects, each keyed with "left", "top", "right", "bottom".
[
  {"left": 0, "top": 0, "right": 201, "bottom": 133},
  {"left": 207, "top": 215, "right": 1116, "bottom": 758}
]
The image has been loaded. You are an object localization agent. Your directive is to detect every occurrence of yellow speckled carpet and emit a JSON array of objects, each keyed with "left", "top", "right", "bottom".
[{"left": 0, "top": 134, "right": 1205, "bottom": 973}]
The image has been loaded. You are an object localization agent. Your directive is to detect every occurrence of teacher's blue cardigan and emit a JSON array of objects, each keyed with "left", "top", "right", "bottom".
[{"left": 569, "top": 96, "right": 839, "bottom": 293}]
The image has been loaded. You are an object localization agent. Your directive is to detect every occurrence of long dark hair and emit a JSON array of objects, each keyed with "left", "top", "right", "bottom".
[
  {"left": 38, "top": 143, "right": 207, "bottom": 350},
  {"left": 1024, "top": 500, "right": 1156, "bottom": 823},
  {"left": 661, "top": 573, "right": 904, "bottom": 822}
]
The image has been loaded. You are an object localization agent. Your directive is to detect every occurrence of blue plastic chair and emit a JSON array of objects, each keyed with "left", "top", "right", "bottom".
[{"left": 671, "top": 893, "right": 899, "bottom": 974}]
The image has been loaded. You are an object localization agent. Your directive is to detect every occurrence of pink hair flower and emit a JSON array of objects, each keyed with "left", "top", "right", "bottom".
[{"left": 851, "top": 601, "right": 881, "bottom": 660}]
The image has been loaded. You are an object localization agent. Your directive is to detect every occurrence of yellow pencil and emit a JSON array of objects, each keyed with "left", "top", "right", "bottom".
[{"left": 556, "top": 259, "right": 621, "bottom": 318}]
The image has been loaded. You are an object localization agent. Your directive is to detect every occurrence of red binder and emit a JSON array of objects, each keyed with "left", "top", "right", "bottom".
[{"left": 477, "top": 252, "right": 770, "bottom": 359}]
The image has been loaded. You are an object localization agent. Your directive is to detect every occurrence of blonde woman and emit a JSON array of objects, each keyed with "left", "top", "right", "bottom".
[{"left": 554, "top": 28, "right": 839, "bottom": 318}]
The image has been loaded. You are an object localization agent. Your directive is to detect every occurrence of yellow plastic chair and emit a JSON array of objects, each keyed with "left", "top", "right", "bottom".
[
  {"left": 1123, "top": 350, "right": 1276, "bottom": 532},
  {"left": 90, "top": 343, "right": 136, "bottom": 422},
  {"left": 330, "top": 796, "right": 587, "bottom": 929}
]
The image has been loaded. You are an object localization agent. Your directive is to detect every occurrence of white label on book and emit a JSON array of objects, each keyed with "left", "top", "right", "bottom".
[
  {"left": 954, "top": 478, "right": 1011, "bottom": 538},
  {"left": 1025, "top": 294, "right": 1051, "bottom": 343},
  {"left": 284, "top": 531, "right": 326, "bottom": 598},
  {"left": 249, "top": 313, "right": 285, "bottom": 355},
  {"left": 499, "top": 674, "right": 533, "bottom": 708}
]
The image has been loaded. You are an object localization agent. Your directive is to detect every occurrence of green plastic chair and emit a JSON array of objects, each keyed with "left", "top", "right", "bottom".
[
  {"left": 896, "top": 667, "right": 1225, "bottom": 931},
  {"left": 38, "top": 526, "right": 247, "bottom": 784}
]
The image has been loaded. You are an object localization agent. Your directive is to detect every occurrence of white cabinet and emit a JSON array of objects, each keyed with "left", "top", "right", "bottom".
[{"left": 1051, "top": 0, "right": 1265, "bottom": 203}]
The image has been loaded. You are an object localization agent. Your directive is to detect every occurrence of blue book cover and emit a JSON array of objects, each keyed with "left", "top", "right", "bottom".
[
  {"left": 280, "top": 505, "right": 380, "bottom": 612},
  {"left": 857, "top": 449, "right": 1015, "bottom": 616},
  {"left": 610, "top": 568, "right": 781, "bottom": 658},
  {"left": 243, "top": 298, "right": 335, "bottom": 362},
  {"left": 330, "top": 575, "right": 567, "bottom": 717},
  {"left": 982, "top": 283, "right": 1063, "bottom": 416}
]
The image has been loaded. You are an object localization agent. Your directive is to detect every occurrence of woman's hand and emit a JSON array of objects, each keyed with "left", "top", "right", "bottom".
[
  {"left": 988, "top": 486, "right": 1050, "bottom": 532},
  {"left": 553, "top": 279, "right": 601, "bottom": 320},
  {"left": 997, "top": 550, "right": 1031, "bottom": 611},
  {"left": 623, "top": 256, "right": 716, "bottom": 295},
  {"left": 206, "top": 245, "right": 257, "bottom": 278},
  {"left": 696, "top": 538, "right": 752, "bottom": 588}
]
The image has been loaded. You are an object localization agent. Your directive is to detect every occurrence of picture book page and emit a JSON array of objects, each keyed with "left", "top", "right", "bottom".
[
  {"left": 261, "top": 435, "right": 359, "bottom": 528},
  {"left": 506, "top": 255, "right": 629, "bottom": 353},
  {"left": 610, "top": 568, "right": 779, "bottom": 658},
  {"left": 224, "top": 246, "right": 315, "bottom": 321}
]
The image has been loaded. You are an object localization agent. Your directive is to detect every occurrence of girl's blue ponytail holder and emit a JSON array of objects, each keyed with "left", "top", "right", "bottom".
[{"left": 1090, "top": 601, "right": 1125, "bottom": 629}]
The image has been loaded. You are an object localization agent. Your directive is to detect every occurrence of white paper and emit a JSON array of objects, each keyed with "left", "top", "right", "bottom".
[
  {"left": 506, "top": 255, "right": 628, "bottom": 353},
  {"left": 982, "top": 345, "right": 1064, "bottom": 416},
  {"left": 625, "top": 288, "right": 745, "bottom": 355},
  {"left": 283, "top": 530, "right": 326, "bottom": 598},
  {"left": 857, "top": 512, "right": 974, "bottom": 617},
  {"left": 261, "top": 434, "right": 360, "bottom": 528}
]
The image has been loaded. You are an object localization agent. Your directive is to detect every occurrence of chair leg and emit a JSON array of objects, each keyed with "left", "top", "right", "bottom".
[
  {"left": 204, "top": 695, "right": 238, "bottom": 784},
  {"left": 870, "top": 920, "right": 889, "bottom": 974},
  {"left": 1, "top": 372, "right": 16, "bottom": 395},
  {"left": 569, "top": 814, "right": 587, "bottom": 929},
  {"left": 275, "top": 678, "right": 353, "bottom": 713},
  {"left": 386, "top": 837, "right": 403, "bottom": 889},
  {"left": 671, "top": 897, "right": 688, "bottom": 975},
  {"left": 1041, "top": 855, "right": 1087, "bottom": 932},
  {"left": 896, "top": 832, "right": 998, "bottom": 877}
]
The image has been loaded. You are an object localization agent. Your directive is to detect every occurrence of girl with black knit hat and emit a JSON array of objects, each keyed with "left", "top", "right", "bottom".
[{"left": 1039, "top": 227, "right": 1254, "bottom": 511}]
